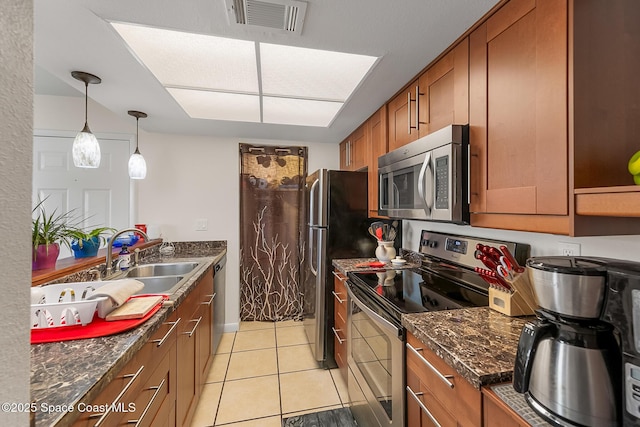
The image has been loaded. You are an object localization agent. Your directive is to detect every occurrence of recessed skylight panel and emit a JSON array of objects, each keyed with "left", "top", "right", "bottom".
[
  {"left": 262, "top": 97, "right": 342, "bottom": 127},
  {"left": 111, "top": 23, "right": 259, "bottom": 93},
  {"left": 167, "top": 88, "right": 260, "bottom": 123},
  {"left": 260, "top": 43, "right": 377, "bottom": 101}
]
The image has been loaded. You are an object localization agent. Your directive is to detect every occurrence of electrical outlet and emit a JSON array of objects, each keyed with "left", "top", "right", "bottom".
[
  {"left": 558, "top": 242, "right": 581, "bottom": 256},
  {"left": 195, "top": 218, "right": 208, "bottom": 231}
]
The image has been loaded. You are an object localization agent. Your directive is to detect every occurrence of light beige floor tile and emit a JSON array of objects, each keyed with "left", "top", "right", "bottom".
[
  {"left": 233, "top": 328, "right": 276, "bottom": 352},
  {"left": 215, "top": 415, "right": 281, "bottom": 427},
  {"left": 215, "top": 375, "right": 281, "bottom": 425},
  {"left": 226, "top": 348, "right": 278, "bottom": 380},
  {"left": 206, "top": 352, "right": 231, "bottom": 384},
  {"left": 329, "top": 369, "right": 350, "bottom": 406},
  {"left": 277, "top": 344, "right": 319, "bottom": 373},
  {"left": 216, "top": 332, "right": 236, "bottom": 354},
  {"left": 276, "top": 325, "right": 308, "bottom": 347},
  {"left": 280, "top": 369, "right": 342, "bottom": 414},
  {"left": 190, "top": 382, "right": 223, "bottom": 427},
  {"left": 282, "top": 404, "right": 343, "bottom": 418},
  {"left": 239, "top": 321, "right": 274, "bottom": 332},
  {"left": 275, "top": 319, "right": 303, "bottom": 328}
]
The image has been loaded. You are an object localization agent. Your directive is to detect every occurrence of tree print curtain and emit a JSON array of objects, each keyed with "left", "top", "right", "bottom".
[{"left": 239, "top": 144, "right": 308, "bottom": 321}]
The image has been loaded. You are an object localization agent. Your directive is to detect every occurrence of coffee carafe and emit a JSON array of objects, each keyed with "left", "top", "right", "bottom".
[{"left": 513, "top": 256, "right": 622, "bottom": 427}]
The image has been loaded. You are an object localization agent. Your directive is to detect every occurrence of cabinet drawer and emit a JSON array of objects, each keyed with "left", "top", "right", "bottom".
[
  {"left": 406, "top": 333, "right": 481, "bottom": 427},
  {"left": 332, "top": 271, "right": 348, "bottom": 319},
  {"left": 407, "top": 366, "right": 456, "bottom": 427}
]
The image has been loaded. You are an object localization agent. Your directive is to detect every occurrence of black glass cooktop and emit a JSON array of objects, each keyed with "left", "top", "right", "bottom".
[{"left": 347, "top": 267, "right": 489, "bottom": 319}]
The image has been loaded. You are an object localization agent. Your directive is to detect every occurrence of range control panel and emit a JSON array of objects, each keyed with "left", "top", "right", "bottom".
[{"left": 625, "top": 362, "right": 640, "bottom": 419}]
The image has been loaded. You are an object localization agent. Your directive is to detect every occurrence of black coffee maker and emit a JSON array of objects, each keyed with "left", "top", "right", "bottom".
[{"left": 514, "top": 256, "right": 640, "bottom": 427}]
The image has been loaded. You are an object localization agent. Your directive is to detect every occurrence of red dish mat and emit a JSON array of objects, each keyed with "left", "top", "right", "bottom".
[{"left": 31, "top": 294, "right": 168, "bottom": 344}]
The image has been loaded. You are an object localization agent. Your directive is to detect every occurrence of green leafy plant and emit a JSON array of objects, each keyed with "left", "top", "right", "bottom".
[
  {"left": 32, "top": 199, "right": 82, "bottom": 256},
  {"left": 68, "top": 226, "right": 116, "bottom": 249}
]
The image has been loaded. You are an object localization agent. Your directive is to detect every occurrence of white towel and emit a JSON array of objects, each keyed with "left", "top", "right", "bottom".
[{"left": 90, "top": 279, "right": 144, "bottom": 307}]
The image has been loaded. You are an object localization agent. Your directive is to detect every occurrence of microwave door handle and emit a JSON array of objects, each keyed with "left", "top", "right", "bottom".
[
  {"left": 417, "top": 152, "right": 432, "bottom": 215},
  {"left": 392, "top": 182, "right": 400, "bottom": 208}
]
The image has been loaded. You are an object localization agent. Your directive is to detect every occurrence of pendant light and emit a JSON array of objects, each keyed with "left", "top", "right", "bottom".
[
  {"left": 71, "top": 71, "right": 102, "bottom": 168},
  {"left": 128, "top": 110, "right": 147, "bottom": 179}
]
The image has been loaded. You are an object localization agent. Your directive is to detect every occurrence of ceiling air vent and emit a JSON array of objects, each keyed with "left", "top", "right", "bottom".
[{"left": 225, "top": 0, "right": 307, "bottom": 34}]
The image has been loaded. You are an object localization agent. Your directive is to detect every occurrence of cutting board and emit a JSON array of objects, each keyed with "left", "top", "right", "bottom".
[{"left": 106, "top": 295, "right": 164, "bottom": 321}]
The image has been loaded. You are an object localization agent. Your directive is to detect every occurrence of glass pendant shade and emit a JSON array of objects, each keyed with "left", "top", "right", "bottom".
[
  {"left": 71, "top": 71, "right": 102, "bottom": 168},
  {"left": 128, "top": 148, "right": 147, "bottom": 179},
  {"left": 72, "top": 123, "right": 101, "bottom": 168},
  {"left": 128, "top": 110, "right": 148, "bottom": 179}
]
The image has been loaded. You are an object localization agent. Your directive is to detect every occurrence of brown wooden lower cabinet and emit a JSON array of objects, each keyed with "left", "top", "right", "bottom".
[
  {"left": 482, "top": 385, "right": 531, "bottom": 427},
  {"left": 73, "top": 266, "right": 215, "bottom": 427},
  {"left": 332, "top": 270, "right": 348, "bottom": 382},
  {"left": 405, "top": 331, "right": 481, "bottom": 427}
]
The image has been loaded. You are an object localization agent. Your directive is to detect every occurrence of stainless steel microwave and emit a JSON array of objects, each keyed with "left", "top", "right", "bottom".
[{"left": 378, "top": 124, "right": 469, "bottom": 223}]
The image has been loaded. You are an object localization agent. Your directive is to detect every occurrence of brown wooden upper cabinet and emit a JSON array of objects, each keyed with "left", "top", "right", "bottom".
[
  {"left": 340, "top": 124, "right": 368, "bottom": 171},
  {"left": 388, "top": 39, "right": 469, "bottom": 152},
  {"left": 469, "top": 0, "right": 640, "bottom": 235},
  {"left": 368, "top": 105, "right": 387, "bottom": 217}
]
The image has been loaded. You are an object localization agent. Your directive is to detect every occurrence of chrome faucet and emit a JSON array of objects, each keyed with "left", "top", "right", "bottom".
[{"left": 105, "top": 228, "right": 149, "bottom": 278}]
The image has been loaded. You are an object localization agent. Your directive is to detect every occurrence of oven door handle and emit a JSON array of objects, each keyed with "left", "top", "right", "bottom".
[{"left": 347, "top": 284, "right": 402, "bottom": 338}]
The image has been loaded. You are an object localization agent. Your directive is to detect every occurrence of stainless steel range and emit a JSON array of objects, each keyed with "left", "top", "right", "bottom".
[{"left": 345, "top": 230, "right": 530, "bottom": 427}]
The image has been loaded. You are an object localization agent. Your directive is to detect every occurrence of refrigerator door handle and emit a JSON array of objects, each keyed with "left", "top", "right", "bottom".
[
  {"left": 309, "top": 227, "right": 318, "bottom": 276},
  {"left": 309, "top": 178, "right": 320, "bottom": 226}
]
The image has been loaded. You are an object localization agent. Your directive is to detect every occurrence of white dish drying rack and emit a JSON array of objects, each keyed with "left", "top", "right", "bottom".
[{"left": 30, "top": 282, "right": 114, "bottom": 329}]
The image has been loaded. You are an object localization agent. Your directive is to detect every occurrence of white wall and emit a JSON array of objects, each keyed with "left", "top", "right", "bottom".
[
  {"left": 403, "top": 220, "right": 640, "bottom": 262},
  {"left": 0, "top": 0, "right": 32, "bottom": 425},
  {"left": 34, "top": 94, "right": 339, "bottom": 330}
]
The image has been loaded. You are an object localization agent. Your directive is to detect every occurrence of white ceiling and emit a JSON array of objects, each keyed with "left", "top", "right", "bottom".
[{"left": 34, "top": 0, "right": 500, "bottom": 143}]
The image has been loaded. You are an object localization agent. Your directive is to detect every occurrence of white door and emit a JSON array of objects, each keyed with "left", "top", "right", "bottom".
[{"left": 33, "top": 131, "right": 132, "bottom": 258}]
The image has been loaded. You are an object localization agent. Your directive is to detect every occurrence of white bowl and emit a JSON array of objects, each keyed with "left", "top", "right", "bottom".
[{"left": 391, "top": 258, "right": 407, "bottom": 267}]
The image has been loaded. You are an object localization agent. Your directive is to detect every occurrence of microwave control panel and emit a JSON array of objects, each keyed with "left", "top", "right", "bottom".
[{"left": 435, "top": 155, "right": 448, "bottom": 209}]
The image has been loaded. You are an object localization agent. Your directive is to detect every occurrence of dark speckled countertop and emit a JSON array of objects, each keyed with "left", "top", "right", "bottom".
[
  {"left": 403, "top": 307, "right": 531, "bottom": 389},
  {"left": 30, "top": 242, "right": 226, "bottom": 427}
]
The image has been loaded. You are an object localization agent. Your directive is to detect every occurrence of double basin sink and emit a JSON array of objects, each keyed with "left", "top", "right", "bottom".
[{"left": 116, "top": 261, "right": 203, "bottom": 295}]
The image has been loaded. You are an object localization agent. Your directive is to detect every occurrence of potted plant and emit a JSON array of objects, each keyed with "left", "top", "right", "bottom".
[
  {"left": 68, "top": 226, "right": 115, "bottom": 258},
  {"left": 31, "top": 200, "right": 80, "bottom": 270}
]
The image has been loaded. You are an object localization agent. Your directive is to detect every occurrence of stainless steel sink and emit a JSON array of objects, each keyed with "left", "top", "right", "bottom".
[
  {"left": 134, "top": 275, "right": 185, "bottom": 295},
  {"left": 124, "top": 262, "right": 200, "bottom": 278}
]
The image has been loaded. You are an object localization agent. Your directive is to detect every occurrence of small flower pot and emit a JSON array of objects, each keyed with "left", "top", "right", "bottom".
[
  {"left": 71, "top": 236, "right": 101, "bottom": 258},
  {"left": 32, "top": 243, "right": 60, "bottom": 270}
]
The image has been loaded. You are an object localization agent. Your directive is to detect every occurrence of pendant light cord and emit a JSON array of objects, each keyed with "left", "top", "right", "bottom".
[
  {"left": 84, "top": 81, "right": 89, "bottom": 127},
  {"left": 134, "top": 117, "right": 141, "bottom": 154}
]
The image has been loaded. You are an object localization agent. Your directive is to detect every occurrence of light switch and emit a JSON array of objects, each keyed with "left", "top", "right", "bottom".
[{"left": 195, "top": 218, "right": 208, "bottom": 231}]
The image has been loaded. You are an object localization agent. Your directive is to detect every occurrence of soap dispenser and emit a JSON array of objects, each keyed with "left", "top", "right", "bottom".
[{"left": 118, "top": 244, "right": 131, "bottom": 270}]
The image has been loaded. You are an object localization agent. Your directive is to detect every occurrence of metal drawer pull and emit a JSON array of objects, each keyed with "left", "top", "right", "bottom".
[
  {"left": 406, "top": 385, "right": 442, "bottom": 427},
  {"left": 182, "top": 316, "right": 202, "bottom": 337},
  {"left": 90, "top": 365, "right": 144, "bottom": 426},
  {"left": 331, "top": 271, "right": 347, "bottom": 282},
  {"left": 407, "top": 91, "right": 413, "bottom": 134},
  {"left": 332, "top": 291, "right": 345, "bottom": 304},
  {"left": 406, "top": 343, "right": 454, "bottom": 389},
  {"left": 331, "top": 327, "right": 345, "bottom": 344},
  {"left": 202, "top": 293, "right": 216, "bottom": 306},
  {"left": 151, "top": 318, "right": 181, "bottom": 348},
  {"left": 128, "top": 378, "right": 166, "bottom": 427}
]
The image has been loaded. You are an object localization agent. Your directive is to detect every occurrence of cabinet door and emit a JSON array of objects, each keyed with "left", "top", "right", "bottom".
[
  {"left": 482, "top": 386, "right": 528, "bottom": 427},
  {"left": 339, "top": 139, "right": 349, "bottom": 170},
  {"left": 350, "top": 125, "right": 368, "bottom": 171},
  {"left": 332, "top": 271, "right": 348, "bottom": 381},
  {"left": 176, "top": 290, "right": 200, "bottom": 427},
  {"left": 197, "top": 267, "right": 215, "bottom": 386},
  {"left": 422, "top": 38, "right": 469, "bottom": 136},
  {"left": 387, "top": 79, "right": 421, "bottom": 151},
  {"left": 368, "top": 105, "right": 388, "bottom": 217},
  {"left": 469, "top": 0, "right": 567, "bottom": 216}
]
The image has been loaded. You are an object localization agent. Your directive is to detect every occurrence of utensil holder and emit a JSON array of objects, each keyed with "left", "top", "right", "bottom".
[{"left": 489, "top": 286, "right": 535, "bottom": 317}]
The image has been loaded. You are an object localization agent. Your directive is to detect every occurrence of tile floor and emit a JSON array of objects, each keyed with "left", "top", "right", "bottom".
[{"left": 189, "top": 320, "right": 350, "bottom": 427}]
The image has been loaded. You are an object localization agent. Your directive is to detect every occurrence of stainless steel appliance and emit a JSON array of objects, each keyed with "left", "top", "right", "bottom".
[
  {"left": 378, "top": 124, "right": 469, "bottom": 223},
  {"left": 302, "top": 169, "right": 400, "bottom": 368},
  {"left": 212, "top": 254, "right": 226, "bottom": 355},
  {"left": 347, "top": 230, "right": 529, "bottom": 427},
  {"left": 513, "top": 256, "right": 628, "bottom": 427}
]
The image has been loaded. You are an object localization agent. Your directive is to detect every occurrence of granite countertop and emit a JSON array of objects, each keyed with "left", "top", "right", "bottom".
[
  {"left": 332, "top": 257, "right": 420, "bottom": 275},
  {"left": 403, "top": 307, "right": 531, "bottom": 389},
  {"left": 30, "top": 244, "right": 226, "bottom": 427}
]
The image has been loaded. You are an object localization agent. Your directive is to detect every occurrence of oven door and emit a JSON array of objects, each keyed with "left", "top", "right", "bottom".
[{"left": 347, "top": 282, "right": 404, "bottom": 427}]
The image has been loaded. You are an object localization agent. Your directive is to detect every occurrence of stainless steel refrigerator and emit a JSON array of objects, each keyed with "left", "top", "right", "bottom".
[{"left": 302, "top": 169, "right": 399, "bottom": 368}]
